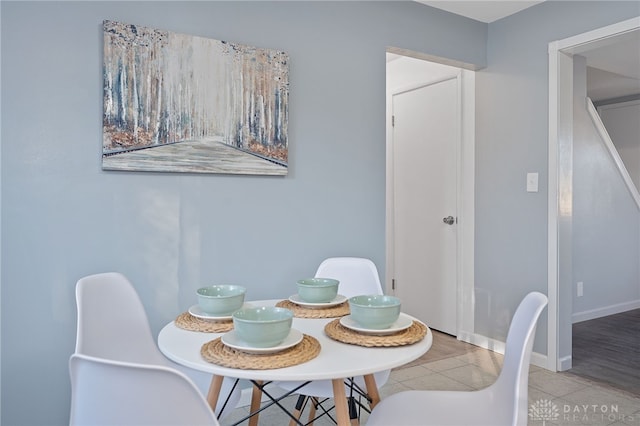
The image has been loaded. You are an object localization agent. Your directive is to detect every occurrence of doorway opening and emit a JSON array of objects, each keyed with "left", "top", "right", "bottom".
[
  {"left": 548, "top": 16, "right": 640, "bottom": 373},
  {"left": 385, "top": 49, "right": 475, "bottom": 341}
]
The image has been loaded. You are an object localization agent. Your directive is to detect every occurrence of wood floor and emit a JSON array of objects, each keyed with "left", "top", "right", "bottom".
[{"left": 568, "top": 308, "right": 640, "bottom": 395}]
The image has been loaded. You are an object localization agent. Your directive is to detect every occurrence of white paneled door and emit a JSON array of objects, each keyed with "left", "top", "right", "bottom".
[{"left": 392, "top": 77, "right": 458, "bottom": 335}]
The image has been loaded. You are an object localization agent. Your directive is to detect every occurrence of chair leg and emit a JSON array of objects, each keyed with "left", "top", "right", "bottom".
[
  {"left": 363, "top": 374, "right": 380, "bottom": 409},
  {"left": 289, "top": 395, "right": 307, "bottom": 426},
  {"left": 349, "top": 396, "right": 359, "bottom": 426},
  {"left": 306, "top": 397, "right": 318, "bottom": 426}
]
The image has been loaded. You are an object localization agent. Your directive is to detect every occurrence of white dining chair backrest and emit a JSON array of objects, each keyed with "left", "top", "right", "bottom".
[
  {"left": 366, "top": 291, "right": 548, "bottom": 426},
  {"left": 494, "top": 291, "right": 549, "bottom": 425},
  {"left": 315, "top": 257, "right": 383, "bottom": 297},
  {"left": 74, "top": 272, "right": 240, "bottom": 419},
  {"left": 69, "top": 353, "right": 220, "bottom": 426},
  {"left": 75, "top": 272, "right": 166, "bottom": 364},
  {"left": 274, "top": 257, "right": 389, "bottom": 424}
]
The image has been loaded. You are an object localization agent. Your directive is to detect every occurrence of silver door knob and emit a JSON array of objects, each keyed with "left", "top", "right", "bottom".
[{"left": 443, "top": 216, "right": 455, "bottom": 225}]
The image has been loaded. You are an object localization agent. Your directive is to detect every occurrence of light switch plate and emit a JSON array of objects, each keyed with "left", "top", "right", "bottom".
[{"left": 527, "top": 173, "right": 538, "bottom": 192}]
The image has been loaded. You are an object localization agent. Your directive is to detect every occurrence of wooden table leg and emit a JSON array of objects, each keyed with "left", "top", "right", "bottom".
[
  {"left": 206, "top": 375, "right": 224, "bottom": 413},
  {"left": 363, "top": 374, "right": 381, "bottom": 409},
  {"left": 249, "top": 380, "right": 263, "bottom": 426},
  {"left": 332, "top": 379, "right": 353, "bottom": 426}
]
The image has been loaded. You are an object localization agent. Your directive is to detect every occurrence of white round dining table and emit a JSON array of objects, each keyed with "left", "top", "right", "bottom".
[{"left": 158, "top": 299, "right": 432, "bottom": 426}]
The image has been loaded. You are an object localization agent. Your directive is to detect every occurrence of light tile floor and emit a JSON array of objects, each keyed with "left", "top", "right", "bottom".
[{"left": 222, "top": 339, "right": 640, "bottom": 426}]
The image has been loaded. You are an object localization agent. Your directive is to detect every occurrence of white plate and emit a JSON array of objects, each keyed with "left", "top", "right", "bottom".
[
  {"left": 221, "top": 329, "right": 304, "bottom": 354},
  {"left": 188, "top": 304, "right": 246, "bottom": 321},
  {"left": 288, "top": 294, "right": 347, "bottom": 308},
  {"left": 340, "top": 313, "right": 413, "bottom": 336}
]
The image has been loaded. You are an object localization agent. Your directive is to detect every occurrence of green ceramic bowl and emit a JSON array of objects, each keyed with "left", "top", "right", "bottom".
[
  {"left": 348, "top": 295, "right": 401, "bottom": 329},
  {"left": 232, "top": 307, "right": 294, "bottom": 348},
  {"left": 297, "top": 278, "right": 340, "bottom": 303},
  {"left": 196, "top": 285, "right": 246, "bottom": 315}
]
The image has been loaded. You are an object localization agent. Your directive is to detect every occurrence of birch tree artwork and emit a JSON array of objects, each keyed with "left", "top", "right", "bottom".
[{"left": 102, "top": 20, "right": 289, "bottom": 175}]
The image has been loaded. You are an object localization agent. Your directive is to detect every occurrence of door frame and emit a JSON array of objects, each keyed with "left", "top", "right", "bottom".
[
  {"left": 385, "top": 51, "right": 475, "bottom": 340},
  {"left": 548, "top": 16, "right": 640, "bottom": 372}
]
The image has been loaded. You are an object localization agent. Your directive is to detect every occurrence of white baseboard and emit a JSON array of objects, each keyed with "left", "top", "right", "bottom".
[
  {"left": 558, "top": 355, "right": 572, "bottom": 371},
  {"left": 457, "top": 331, "right": 549, "bottom": 369},
  {"left": 238, "top": 383, "right": 288, "bottom": 407},
  {"left": 572, "top": 299, "right": 640, "bottom": 323},
  {"left": 238, "top": 388, "right": 254, "bottom": 407},
  {"left": 530, "top": 351, "right": 548, "bottom": 369},
  {"left": 457, "top": 330, "right": 505, "bottom": 354}
]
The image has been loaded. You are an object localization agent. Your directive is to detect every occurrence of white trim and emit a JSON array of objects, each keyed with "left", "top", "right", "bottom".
[
  {"left": 598, "top": 99, "right": 640, "bottom": 112},
  {"left": 454, "top": 70, "right": 465, "bottom": 337},
  {"left": 459, "top": 69, "right": 476, "bottom": 336},
  {"left": 547, "top": 40, "right": 560, "bottom": 373},
  {"left": 558, "top": 356, "right": 572, "bottom": 372},
  {"left": 573, "top": 299, "right": 640, "bottom": 324},
  {"left": 548, "top": 16, "right": 640, "bottom": 374},
  {"left": 457, "top": 331, "right": 548, "bottom": 369},
  {"left": 457, "top": 331, "right": 505, "bottom": 353},
  {"left": 237, "top": 384, "right": 287, "bottom": 408},
  {"left": 587, "top": 97, "right": 640, "bottom": 210},
  {"left": 238, "top": 387, "right": 257, "bottom": 408},
  {"left": 530, "top": 351, "right": 548, "bottom": 370},
  {"left": 387, "top": 46, "right": 481, "bottom": 72},
  {"left": 554, "top": 17, "right": 640, "bottom": 52}
]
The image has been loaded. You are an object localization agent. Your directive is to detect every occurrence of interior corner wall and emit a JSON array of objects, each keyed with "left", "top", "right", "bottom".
[{"left": 0, "top": 2, "right": 486, "bottom": 424}]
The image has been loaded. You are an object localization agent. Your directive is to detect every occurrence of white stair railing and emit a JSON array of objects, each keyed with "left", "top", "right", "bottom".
[{"left": 586, "top": 97, "right": 640, "bottom": 210}]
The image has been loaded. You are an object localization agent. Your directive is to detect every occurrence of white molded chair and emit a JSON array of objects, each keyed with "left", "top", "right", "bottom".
[
  {"left": 366, "top": 291, "right": 548, "bottom": 426},
  {"left": 69, "top": 353, "right": 220, "bottom": 426},
  {"left": 276, "top": 257, "right": 391, "bottom": 424},
  {"left": 74, "top": 272, "right": 240, "bottom": 419}
]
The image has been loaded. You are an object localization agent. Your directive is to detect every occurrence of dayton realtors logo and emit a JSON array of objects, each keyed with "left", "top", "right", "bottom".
[
  {"left": 530, "top": 399, "right": 636, "bottom": 424},
  {"left": 529, "top": 399, "right": 560, "bottom": 425}
]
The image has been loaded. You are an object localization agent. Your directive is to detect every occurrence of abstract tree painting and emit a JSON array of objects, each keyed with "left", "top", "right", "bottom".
[{"left": 102, "top": 21, "right": 289, "bottom": 175}]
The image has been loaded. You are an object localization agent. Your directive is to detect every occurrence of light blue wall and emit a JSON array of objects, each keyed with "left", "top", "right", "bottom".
[
  {"left": 474, "top": 1, "right": 639, "bottom": 348},
  {"left": 599, "top": 100, "right": 640, "bottom": 190},
  {"left": 0, "top": 2, "right": 486, "bottom": 425}
]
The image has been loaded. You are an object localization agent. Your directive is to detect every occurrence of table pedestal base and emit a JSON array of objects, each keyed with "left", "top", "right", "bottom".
[{"left": 207, "top": 374, "right": 380, "bottom": 426}]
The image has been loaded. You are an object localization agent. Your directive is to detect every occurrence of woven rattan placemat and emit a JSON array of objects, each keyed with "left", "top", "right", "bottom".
[
  {"left": 324, "top": 318, "right": 427, "bottom": 347},
  {"left": 200, "top": 334, "right": 321, "bottom": 369},
  {"left": 275, "top": 299, "right": 350, "bottom": 318},
  {"left": 175, "top": 312, "right": 234, "bottom": 333}
]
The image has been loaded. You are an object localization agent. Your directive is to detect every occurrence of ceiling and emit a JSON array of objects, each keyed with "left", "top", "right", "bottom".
[
  {"left": 417, "top": 0, "right": 544, "bottom": 23},
  {"left": 415, "top": 1, "right": 640, "bottom": 101}
]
